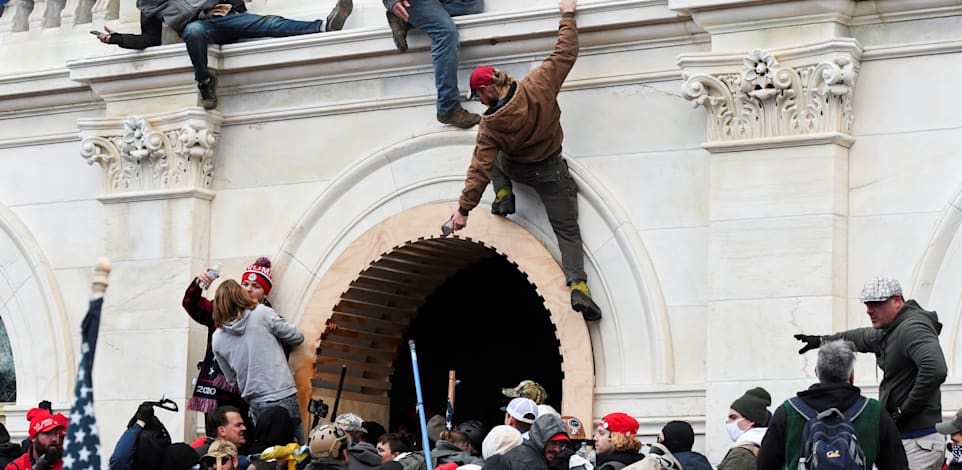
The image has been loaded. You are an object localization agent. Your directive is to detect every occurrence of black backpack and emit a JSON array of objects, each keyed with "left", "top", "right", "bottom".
[
  {"left": 787, "top": 396, "right": 868, "bottom": 470},
  {"left": 127, "top": 398, "right": 178, "bottom": 470}
]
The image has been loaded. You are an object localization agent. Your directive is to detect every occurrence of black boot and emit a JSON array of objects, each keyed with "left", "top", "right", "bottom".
[
  {"left": 491, "top": 188, "right": 515, "bottom": 216},
  {"left": 198, "top": 75, "right": 217, "bottom": 110},
  {"left": 570, "top": 281, "right": 602, "bottom": 322}
]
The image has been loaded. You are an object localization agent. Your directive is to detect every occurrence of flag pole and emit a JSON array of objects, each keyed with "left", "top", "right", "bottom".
[
  {"left": 445, "top": 370, "right": 456, "bottom": 432},
  {"left": 408, "top": 340, "right": 434, "bottom": 470}
]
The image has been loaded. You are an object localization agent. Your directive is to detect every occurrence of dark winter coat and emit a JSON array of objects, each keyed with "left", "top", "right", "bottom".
[
  {"left": 673, "top": 451, "right": 712, "bottom": 470},
  {"left": 756, "top": 382, "right": 907, "bottom": 470},
  {"left": 0, "top": 424, "right": 21, "bottom": 469},
  {"left": 110, "top": 0, "right": 247, "bottom": 49},
  {"left": 482, "top": 414, "right": 569, "bottom": 470},
  {"left": 431, "top": 440, "right": 482, "bottom": 466},
  {"left": 305, "top": 458, "right": 349, "bottom": 470},
  {"left": 826, "top": 299, "right": 947, "bottom": 433},
  {"left": 347, "top": 443, "right": 382, "bottom": 470},
  {"left": 596, "top": 450, "right": 644, "bottom": 470}
]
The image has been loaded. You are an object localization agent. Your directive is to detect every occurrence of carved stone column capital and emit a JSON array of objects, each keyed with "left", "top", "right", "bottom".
[
  {"left": 79, "top": 107, "right": 221, "bottom": 202},
  {"left": 677, "top": 39, "right": 862, "bottom": 151}
]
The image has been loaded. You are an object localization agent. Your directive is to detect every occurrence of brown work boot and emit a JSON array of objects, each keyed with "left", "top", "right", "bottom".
[
  {"left": 325, "top": 0, "right": 353, "bottom": 32},
  {"left": 438, "top": 107, "right": 481, "bottom": 129},
  {"left": 386, "top": 11, "right": 409, "bottom": 52}
]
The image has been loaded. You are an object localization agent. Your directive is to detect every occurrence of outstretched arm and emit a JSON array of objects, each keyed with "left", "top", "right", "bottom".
[
  {"left": 525, "top": 0, "right": 579, "bottom": 96},
  {"left": 102, "top": 12, "right": 163, "bottom": 50}
]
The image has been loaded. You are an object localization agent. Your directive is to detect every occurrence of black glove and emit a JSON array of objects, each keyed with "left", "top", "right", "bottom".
[
  {"left": 135, "top": 402, "right": 154, "bottom": 424},
  {"left": 794, "top": 334, "right": 822, "bottom": 354}
]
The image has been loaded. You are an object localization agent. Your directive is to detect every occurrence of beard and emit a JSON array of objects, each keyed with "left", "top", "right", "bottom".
[{"left": 33, "top": 439, "right": 63, "bottom": 462}]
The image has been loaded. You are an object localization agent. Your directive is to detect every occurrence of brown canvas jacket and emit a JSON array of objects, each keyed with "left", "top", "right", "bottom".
[{"left": 458, "top": 16, "right": 579, "bottom": 213}]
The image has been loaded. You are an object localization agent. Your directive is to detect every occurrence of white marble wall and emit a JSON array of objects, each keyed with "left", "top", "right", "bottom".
[{"left": 1, "top": 0, "right": 962, "bottom": 465}]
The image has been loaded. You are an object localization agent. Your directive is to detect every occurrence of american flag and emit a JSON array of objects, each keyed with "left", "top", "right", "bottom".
[{"left": 62, "top": 297, "right": 103, "bottom": 469}]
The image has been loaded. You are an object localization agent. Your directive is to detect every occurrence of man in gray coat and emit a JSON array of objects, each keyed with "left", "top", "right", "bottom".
[{"left": 794, "top": 276, "right": 947, "bottom": 470}]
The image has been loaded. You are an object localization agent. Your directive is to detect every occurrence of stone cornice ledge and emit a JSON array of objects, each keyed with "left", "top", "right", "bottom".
[
  {"left": 66, "top": 0, "right": 692, "bottom": 92},
  {"left": 703, "top": 132, "right": 855, "bottom": 152},
  {"left": 96, "top": 188, "right": 216, "bottom": 204},
  {"left": 677, "top": 37, "right": 863, "bottom": 74}
]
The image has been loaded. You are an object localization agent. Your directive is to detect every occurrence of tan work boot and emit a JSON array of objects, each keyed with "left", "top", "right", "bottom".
[
  {"left": 438, "top": 107, "right": 481, "bottom": 129},
  {"left": 386, "top": 11, "right": 409, "bottom": 52},
  {"left": 325, "top": 0, "right": 353, "bottom": 32}
]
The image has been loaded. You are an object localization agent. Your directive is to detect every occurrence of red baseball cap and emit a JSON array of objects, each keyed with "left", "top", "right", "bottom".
[
  {"left": 548, "top": 432, "right": 570, "bottom": 442},
  {"left": 469, "top": 66, "right": 496, "bottom": 99},
  {"left": 29, "top": 412, "right": 64, "bottom": 439},
  {"left": 600, "top": 412, "right": 639, "bottom": 437}
]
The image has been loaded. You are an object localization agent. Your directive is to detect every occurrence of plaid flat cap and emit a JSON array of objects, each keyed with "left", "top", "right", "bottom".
[{"left": 858, "top": 276, "right": 902, "bottom": 303}]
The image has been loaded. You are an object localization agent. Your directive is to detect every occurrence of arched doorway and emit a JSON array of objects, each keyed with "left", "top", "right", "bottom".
[
  {"left": 312, "top": 237, "right": 564, "bottom": 432},
  {"left": 289, "top": 204, "right": 594, "bottom": 432}
]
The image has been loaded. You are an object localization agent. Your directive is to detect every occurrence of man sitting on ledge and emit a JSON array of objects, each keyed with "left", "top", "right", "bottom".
[{"left": 96, "top": 0, "right": 354, "bottom": 110}]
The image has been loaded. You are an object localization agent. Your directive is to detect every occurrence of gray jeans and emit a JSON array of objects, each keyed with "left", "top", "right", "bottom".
[
  {"left": 902, "top": 432, "right": 944, "bottom": 470},
  {"left": 491, "top": 153, "right": 586, "bottom": 284}
]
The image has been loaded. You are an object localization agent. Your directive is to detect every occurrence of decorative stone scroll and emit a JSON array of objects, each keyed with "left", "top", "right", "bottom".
[
  {"left": 681, "top": 49, "right": 857, "bottom": 143},
  {"left": 79, "top": 108, "right": 221, "bottom": 199}
]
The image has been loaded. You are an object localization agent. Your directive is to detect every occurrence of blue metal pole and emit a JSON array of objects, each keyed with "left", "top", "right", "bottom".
[{"left": 409, "top": 340, "right": 434, "bottom": 470}]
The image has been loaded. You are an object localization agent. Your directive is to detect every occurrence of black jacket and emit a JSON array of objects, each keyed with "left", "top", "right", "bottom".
[
  {"left": 483, "top": 414, "right": 568, "bottom": 470},
  {"left": 756, "top": 382, "right": 907, "bottom": 470},
  {"left": 596, "top": 450, "right": 644, "bottom": 469},
  {"left": 827, "top": 300, "right": 947, "bottom": 433},
  {"left": 306, "top": 458, "right": 349, "bottom": 470},
  {"left": 673, "top": 451, "right": 712, "bottom": 470},
  {"left": 110, "top": 0, "right": 247, "bottom": 48}
]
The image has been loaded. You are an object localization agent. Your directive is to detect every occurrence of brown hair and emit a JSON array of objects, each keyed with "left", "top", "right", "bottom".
[
  {"left": 213, "top": 279, "right": 258, "bottom": 327},
  {"left": 490, "top": 69, "right": 514, "bottom": 94},
  {"left": 610, "top": 431, "right": 642, "bottom": 452}
]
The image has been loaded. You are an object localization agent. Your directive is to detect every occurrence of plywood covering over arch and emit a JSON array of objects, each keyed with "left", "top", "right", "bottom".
[{"left": 290, "top": 204, "right": 594, "bottom": 426}]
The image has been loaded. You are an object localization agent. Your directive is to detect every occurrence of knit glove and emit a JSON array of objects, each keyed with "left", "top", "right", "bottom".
[
  {"left": 135, "top": 402, "right": 154, "bottom": 424},
  {"left": 794, "top": 334, "right": 822, "bottom": 354}
]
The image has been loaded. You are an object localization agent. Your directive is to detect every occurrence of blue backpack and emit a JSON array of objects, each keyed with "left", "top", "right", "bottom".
[{"left": 787, "top": 396, "right": 868, "bottom": 470}]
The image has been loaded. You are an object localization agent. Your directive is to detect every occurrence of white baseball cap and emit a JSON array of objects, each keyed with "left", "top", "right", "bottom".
[{"left": 505, "top": 397, "right": 539, "bottom": 424}]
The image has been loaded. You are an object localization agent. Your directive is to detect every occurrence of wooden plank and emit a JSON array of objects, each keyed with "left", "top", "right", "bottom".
[
  {"left": 362, "top": 265, "right": 448, "bottom": 283},
  {"left": 328, "top": 312, "right": 406, "bottom": 335},
  {"left": 352, "top": 275, "right": 434, "bottom": 296},
  {"left": 318, "top": 342, "right": 397, "bottom": 362},
  {"left": 336, "top": 299, "right": 417, "bottom": 317},
  {"left": 315, "top": 356, "right": 394, "bottom": 376},
  {"left": 312, "top": 378, "right": 393, "bottom": 397},
  {"left": 322, "top": 328, "right": 400, "bottom": 350},
  {"left": 325, "top": 324, "right": 403, "bottom": 341},
  {"left": 401, "top": 241, "right": 492, "bottom": 259},
  {"left": 310, "top": 388, "right": 390, "bottom": 405},
  {"left": 313, "top": 371, "right": 391, "bottom": 391},
  {"left": 343, "top": 286, "right": 425, "bottom": 308}
]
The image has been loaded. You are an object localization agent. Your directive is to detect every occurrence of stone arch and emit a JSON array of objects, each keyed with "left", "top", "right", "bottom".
[
  {"left": 911, "top": 185, "right": 962, "bottom": 375},
  {"left": 0, "top": 203, "right": 73, "bottom": 412},
  {"left": 267, "top": 127, "right": 672, "bottom": 426}
]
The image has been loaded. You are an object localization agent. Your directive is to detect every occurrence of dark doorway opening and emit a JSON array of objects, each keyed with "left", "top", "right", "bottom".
[{"left": 388, "top": 254, "right": 563, "bottom": 437}]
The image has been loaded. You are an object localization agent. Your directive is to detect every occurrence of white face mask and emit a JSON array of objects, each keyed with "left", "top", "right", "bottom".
[{"left": 726, "top": 418, "right": 746, "bottom": 442}]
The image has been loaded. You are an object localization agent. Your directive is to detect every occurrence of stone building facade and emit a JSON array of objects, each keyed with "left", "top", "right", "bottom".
[{"left": 1, "top": 0, "right": 961, "bottom": 463}]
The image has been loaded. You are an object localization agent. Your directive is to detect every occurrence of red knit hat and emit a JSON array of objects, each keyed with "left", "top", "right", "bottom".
[
  {"left": 241, "top": 257, "right": 272, "bottom": 295},
  {"left": 599, "top": 412, "right": 639, "bottom": 437},
  {"left": 28, "top": 411, "right": 64, "bottom": 439}
]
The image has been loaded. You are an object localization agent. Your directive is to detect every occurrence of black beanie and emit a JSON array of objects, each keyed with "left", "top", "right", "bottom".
[
  {"left": 660, "top": 421, "right": 694, "bottom": 453},
  {"left": 730, "top": 387, "right": 771, "bottom": 426},
  {"left": 161, "top": 443, "right": 200, "bottom": 470}
]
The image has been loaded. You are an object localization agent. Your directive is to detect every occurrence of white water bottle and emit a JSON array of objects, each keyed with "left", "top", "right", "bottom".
[{"left": 198, "top": 264, "right": 222, "bottom": 290}]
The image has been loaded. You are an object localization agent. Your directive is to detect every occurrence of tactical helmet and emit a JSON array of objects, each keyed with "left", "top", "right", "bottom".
[
  {"left": 309, "top": 424, "right": 346, "bottom": 460},
  {"left": 456, "top": 419, "right": 485, "bottom": 454}
]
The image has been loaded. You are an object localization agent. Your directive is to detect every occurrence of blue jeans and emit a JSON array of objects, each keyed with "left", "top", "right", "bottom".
[
  {"left": 182, "top": 13, "right": 322, "bottom": 83},
  {"left": 404, "top": 0, "right": 484, "bottom": 115},
  {"left": 249, "top": 393, "right": 305, "bottom": 444}
]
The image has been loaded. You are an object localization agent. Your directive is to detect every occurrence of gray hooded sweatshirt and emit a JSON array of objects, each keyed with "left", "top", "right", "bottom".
[{"left": 212, "top": 303, "right": 304, "bottom": 403}]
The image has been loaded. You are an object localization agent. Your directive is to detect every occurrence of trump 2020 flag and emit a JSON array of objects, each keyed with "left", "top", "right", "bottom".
[{"left": 62, "top": 297, "right": 104, "bottom": 469}]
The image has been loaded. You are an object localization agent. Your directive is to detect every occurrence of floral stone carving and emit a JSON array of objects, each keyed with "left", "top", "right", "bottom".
[
  {"left": 80, "top": 109, "right": 220, "bottom": 197},
  {"left": 681, "top": 49, "right": 857, "bottom": 143}
]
